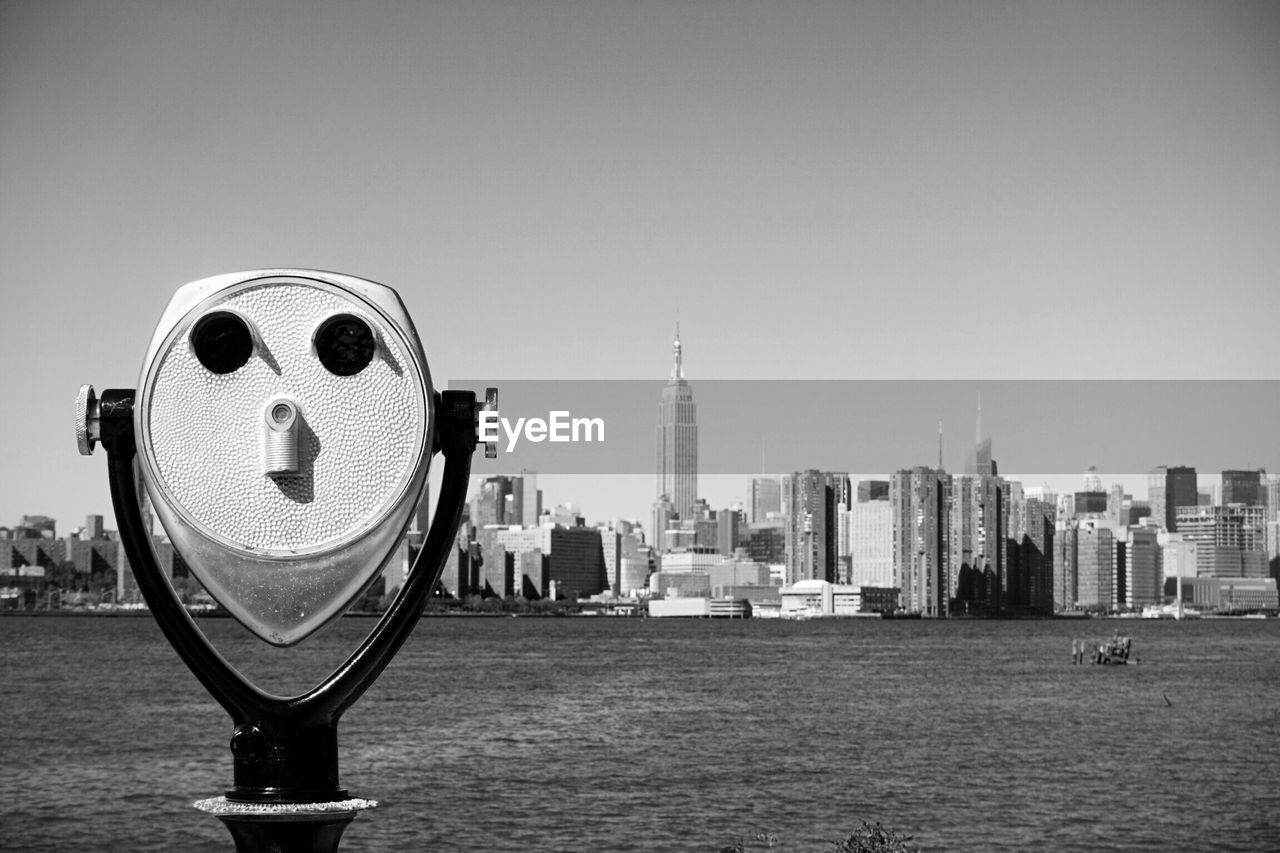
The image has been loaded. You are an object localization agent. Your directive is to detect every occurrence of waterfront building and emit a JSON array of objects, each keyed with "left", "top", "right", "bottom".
[
  {"left": 2, "top": 538, "right": 62, "bottom": 606},
  {"left": 548, "top": 526, "right": 607, "bottom": 599},
  {"left": 618, "top": 556, "right": 650, "bottom": 598},
  {"left": 891, "top": 466, "right": 950, "bottom": 617},
  {"left": 63, "top": 536, "right": 120, "bottom": 578},
  {"left": 1075, "top": 520, "right": 1114, "bottom": 609},
  {"left": 1189, "top": 577, "right": 1279, "bottom": 611},
  {"left": 474, "top": 525, "right": 512, "bottom": 597},
  {"left": 594, "top": 520, "right": 645, "bottom": 595},
  {"left": 1175, "top": 504, "right": 1268, "bottom": 578},
  {"left": 778, "top": 579, "right": 896, "bottom": 617},
  {"left": 515, "top": 548, "right": 545, "bottom": 598},
  {"left": 115, "top": 536, "right": 192, "bottom": 605},
  {"left": 846, "top": 499, "right": 893, "bottom": 588},
  {"left": 1126, "top": 526, "right": 1162, "bottom": 608},
  {"left": 1268, "top": 522, "right": 1280, "bottom": 581},
  {"left": 948, "top": 473, "right": 1007, "bottom": 613},
  {"left": 600, "top": 527, "right": 621, "bottom": 594},
  {"left": 656, "top": 325, "right": 698, "bottom": 521},
  {"left": 783, "top": 470, "right": 850, "bottom": 585},
  {"left": 1019, "top": 498, "right": 1055, "bottom": 614},
  {"left": 837, "top": 503, "right": 851, "bottom": 584},
  {"left": 479, "top": 546, "right": 513, "bottom": 598},
  {"left": 1006, "top": 480, "right": 1025, "bottom": 540}
]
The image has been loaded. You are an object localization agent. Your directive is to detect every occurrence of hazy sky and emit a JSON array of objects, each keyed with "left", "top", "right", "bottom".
[{"left": 3, "top": 0, "right": 1278, "bottom": 531}]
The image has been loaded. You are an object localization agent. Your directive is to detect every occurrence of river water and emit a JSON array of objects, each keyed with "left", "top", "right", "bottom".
[{"left": 2, "top": 615, "right": 1279, "bottom": 852}]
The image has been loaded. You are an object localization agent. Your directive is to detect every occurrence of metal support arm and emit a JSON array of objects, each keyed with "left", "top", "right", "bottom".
[{"left": 101, "top": 389, "right": 477, "bottom": 804}]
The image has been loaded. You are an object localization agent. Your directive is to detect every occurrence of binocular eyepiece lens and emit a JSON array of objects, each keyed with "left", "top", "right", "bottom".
[
  {"left": 314, "top": 313, "right": 376, "bottom": 376},
  {"left": 190, "top": 311, "right": 253, "bottom": 374}
]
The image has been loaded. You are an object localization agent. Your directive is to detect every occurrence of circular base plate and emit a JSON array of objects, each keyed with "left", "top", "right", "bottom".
[{"left": 194, "top": 796, "right": 378, "bottom": 818}]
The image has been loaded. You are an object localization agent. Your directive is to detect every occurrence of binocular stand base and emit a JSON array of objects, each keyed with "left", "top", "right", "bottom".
[{"left": 194, "top": 796, "right": 377, "bottom": 853}]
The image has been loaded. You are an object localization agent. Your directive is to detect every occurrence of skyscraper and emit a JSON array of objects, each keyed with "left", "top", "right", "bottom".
[
  {"left": 846, "top": 499, "right": 894, "bottom": 588},
  {"left": 750, "top": 476, "right": 782, "bottom": 522},
  {"left": 656, "top": 325, "right": 698, "bottom": 521},
  {"left": 1175, "top": 504, "right": 1268, "bottom": 578},
  {"left": 891, "top": 466, "right": 950, "bottom": 617},
  {"left": 1053, "top": 520, "right": 1077, "bottom": 611},
  {"left": 1075, "top": 520, "right": 1114, "bottom": 608},
  {"left": 650, "top": 494, "right": 675, "bottom": 552},
  {"left": 1149, "top": 465, "right": 1198, "bottom": 531},
  {"left": 1222, "top": 469, "right": 1264, "bottom": 507},
  {"left": 510, "top": 470, "right": 542, "bottom": 527},
  {"left": 1021, "top": 498, "right": 1055, "bottom": 614},
  {"left": 471, "top": 476, "right": 513, "bottom": 528},
  {"left": 783, "top": 470, "right": 850, "bottom": 585},
  {"left": 964, "top": 396, "right": 995, "bottom": 477},
  {"left": 1126, "top": 526, "right": 1161, "bottom": 609},
  {"left": 948, "top": 472, "right": 1007, "bottom": 613}
]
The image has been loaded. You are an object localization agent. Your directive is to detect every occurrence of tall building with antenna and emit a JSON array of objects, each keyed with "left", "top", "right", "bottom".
[
  {"left": 965, "top": 393, "right": 994, "bottom": 476},
  {"left": 656, "top": 324, "right": 698, "bottom": 522}
]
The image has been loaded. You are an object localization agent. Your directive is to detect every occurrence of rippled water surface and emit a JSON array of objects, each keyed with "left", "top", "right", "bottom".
[{"left": 3, "top": 615, "right": 1279, "bottom": 851}]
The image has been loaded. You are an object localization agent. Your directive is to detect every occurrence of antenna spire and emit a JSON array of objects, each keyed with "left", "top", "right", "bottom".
[{"left": 671, "top": 322, "right": 684, "bottom": 380}]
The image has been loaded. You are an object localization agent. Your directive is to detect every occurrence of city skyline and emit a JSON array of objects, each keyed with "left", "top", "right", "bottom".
[{"left": 4, "top": 1, "right": 1279, "bottom": 532}]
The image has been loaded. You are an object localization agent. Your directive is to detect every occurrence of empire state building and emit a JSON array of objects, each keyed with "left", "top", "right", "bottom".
[{"left": 656, "top": 325, "right": 698, "bottom": 520}]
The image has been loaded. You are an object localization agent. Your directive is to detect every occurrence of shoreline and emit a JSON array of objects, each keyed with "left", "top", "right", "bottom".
[{"left": 1, "top": 608, "right": 1274, "bottom": 620}]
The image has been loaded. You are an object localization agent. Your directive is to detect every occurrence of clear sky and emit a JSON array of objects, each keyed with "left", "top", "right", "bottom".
[{"left": 2, "top": 0, "right": 1278, "bottom": 533}]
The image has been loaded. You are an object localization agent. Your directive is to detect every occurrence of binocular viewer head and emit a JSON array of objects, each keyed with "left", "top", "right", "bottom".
[{"left": 129, "top": 270, "right": 434, "bottom": 645}]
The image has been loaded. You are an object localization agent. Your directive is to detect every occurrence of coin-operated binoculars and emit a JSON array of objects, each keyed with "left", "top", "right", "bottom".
[{"left": 76, "top": 270, "right": 496, "bottom": 852}]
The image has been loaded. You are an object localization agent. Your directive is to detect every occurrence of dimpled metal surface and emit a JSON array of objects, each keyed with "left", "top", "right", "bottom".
[{"left": 145, "top": 282, "right": 424, "bottom": 555}]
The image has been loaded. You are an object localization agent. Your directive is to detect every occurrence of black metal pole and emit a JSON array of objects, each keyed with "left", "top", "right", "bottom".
[{"left": 97, "top": 389, "right": 478, "bottom": 850}]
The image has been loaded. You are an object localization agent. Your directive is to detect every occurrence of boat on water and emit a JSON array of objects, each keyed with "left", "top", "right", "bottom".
[{"left": 1093, "top": 633, "right": 1133, "bottom": 665}]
